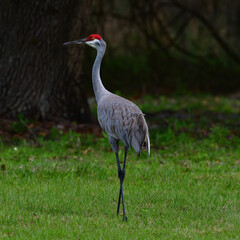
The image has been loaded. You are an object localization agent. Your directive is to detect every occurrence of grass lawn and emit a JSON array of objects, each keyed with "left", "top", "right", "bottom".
[{"left": 0, "top": 95, "right": 240, "bottom": 239}]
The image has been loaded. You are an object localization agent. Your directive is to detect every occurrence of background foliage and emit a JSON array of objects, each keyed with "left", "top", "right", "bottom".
[{"left": 85, "top": 0, "right": 240, "bottom": 96}]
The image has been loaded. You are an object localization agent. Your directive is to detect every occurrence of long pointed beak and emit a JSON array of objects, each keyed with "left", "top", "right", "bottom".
[{"left": 63, "top": 38, "right": 87, "bottom": 46}]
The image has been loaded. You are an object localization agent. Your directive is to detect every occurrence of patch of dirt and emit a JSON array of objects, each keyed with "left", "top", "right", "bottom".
[{"left": 0, "top": 118, "right": 102, "bottom": 142}]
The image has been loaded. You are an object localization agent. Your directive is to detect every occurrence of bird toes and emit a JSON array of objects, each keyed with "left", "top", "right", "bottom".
[{"left": 122, "top": 215, "right": 128, "bottom": 222}]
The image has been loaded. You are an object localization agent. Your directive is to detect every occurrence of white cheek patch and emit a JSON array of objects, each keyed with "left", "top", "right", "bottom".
[{"left": 86, "top": 39, "right": 100, "bottom": 48}]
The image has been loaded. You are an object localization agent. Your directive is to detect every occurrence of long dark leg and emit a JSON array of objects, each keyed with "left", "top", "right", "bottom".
[
  {"left": 116, "top": 146, "right": 128, "bottom": 222},
  {"left": 108, "top": 136, "right": 128, "bottom": 222},
  {"left": 121, "top": 147, "right": 128, "bottom": 221},
  {"left": 108, "top": 136, "right": 123, "bottom": 219},
  {"left": 117, "top": 147, "right": 128, "bottom": 214},
  {"left": 117, "top": 187, "right": 121, "bottom": 215},
  {"left": 116, "top": 153, "right": 122, "bottom": 216}
]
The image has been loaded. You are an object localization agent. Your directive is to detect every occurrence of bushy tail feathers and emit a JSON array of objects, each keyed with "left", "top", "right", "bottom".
[
  {"left": 130, "top": 114, "right": 150, "bottom": 157},
  {"left": 146, "top": 134, "right": 150, "bottom": 157}
]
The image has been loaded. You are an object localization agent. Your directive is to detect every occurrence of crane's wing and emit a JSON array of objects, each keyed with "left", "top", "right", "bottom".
[{"left": 97, "top": 94, "right": 150, "bottom": 156}]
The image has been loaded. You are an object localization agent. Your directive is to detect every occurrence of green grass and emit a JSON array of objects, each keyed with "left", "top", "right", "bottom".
[
  {"left": 1, "top": 96, "right": 240, "bottom": 239},
  {"left": 137, "top": 95, "right": 240, "bottom": 114}
]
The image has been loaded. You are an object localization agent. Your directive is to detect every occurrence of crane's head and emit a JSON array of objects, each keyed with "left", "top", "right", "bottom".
[{"left": 63, "top": 34, "right": 105, "bottom": 50}]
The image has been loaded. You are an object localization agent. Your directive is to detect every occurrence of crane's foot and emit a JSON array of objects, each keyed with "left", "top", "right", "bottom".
[{"left": 122, "top": 215, "right": 128, "bottom": 222}]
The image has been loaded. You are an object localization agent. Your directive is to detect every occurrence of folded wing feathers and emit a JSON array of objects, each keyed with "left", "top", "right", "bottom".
[
  {"left": 129, "top": 113, "right": 150, "bottom": 156},
  {"left": 98, "top": 95, "right": 150, "bottom": 156}
]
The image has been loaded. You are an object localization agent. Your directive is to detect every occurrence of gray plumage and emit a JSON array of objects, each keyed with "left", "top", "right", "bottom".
[
  {"left": 98, "top": 94, "right": 150, "bottom": 156},
  {"left": 64, "top": 34, "right": 150, "bottom": 222}
]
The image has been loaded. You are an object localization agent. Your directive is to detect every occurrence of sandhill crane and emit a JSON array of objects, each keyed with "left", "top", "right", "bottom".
[{"left": 64, "top": 34, "right": 150, "bottom": 222}]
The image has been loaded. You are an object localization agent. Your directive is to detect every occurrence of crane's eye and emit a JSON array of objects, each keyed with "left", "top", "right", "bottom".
[{"left": 95, "top": 41, "right": 101, "bottom": 46}]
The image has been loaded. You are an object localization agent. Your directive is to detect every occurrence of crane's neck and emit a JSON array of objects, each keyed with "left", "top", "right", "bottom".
[{"left": 92, "top": 47, "right": 108, "bottom": 104}]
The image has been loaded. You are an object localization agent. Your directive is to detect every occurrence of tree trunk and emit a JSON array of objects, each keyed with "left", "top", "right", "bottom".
[{"left": 0, "top": 0, "right": 92, "bottom": 122}]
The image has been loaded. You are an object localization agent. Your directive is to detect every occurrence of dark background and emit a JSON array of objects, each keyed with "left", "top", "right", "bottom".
[{"left": 0, "top": 0, "right": 239, "bottom": 122}]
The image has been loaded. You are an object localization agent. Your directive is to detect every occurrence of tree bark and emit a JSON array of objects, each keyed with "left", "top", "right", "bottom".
[{"left": 0, "top": 0, "right": 92, "bottom": 122}]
